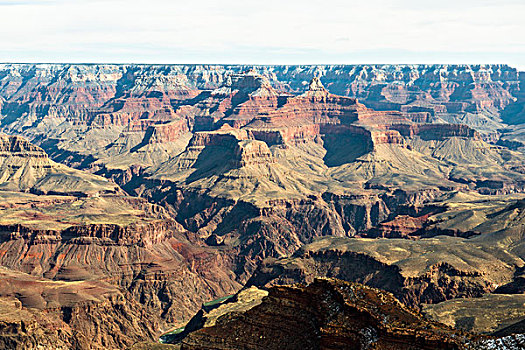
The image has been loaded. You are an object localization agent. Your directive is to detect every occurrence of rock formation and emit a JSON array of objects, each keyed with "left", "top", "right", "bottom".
[
  {"left": 0, "top": 137, "right": 242, "bottom": 348},
  {"left": 177, "top": 278, "right": 472, "bottom": 349},
  {"left": 0, "top": 134, "right": 120, "bottom": 196},
  {"left": 0, "top": 267, "right": 158, "bottom": 350}
]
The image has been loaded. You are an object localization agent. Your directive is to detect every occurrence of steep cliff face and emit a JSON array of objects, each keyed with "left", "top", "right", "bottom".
[
  {"left": 104, "top": 73, "right": 524, "bottom": 293},
  {"left": 0, "top": 191, "right": 247, "bottom": 349},
  {"left": 0, "top": 136, "right": 246, "bottom": 349},
  {"left": 142, "top": 119, "right": 190, "bottom": 145},
  {"left": 1, "top": 69, "right": 517, "bottom": 271},
  {"left": 0, "top": 65, "right": 520, "bottom": 195},
  {"left": 247, "top": 244, "right": 497, "bottom": 308},
  {"left": 266, "top": 64, "right": 519, "bottom": 136},
  {"left": 1, "top": 64, "right": 516, "bottom": 115}
]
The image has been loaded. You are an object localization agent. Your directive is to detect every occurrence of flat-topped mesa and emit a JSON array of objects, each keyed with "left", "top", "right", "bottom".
[
  {"left": 92, "top": 98, "right": 178, "bottom": 128},
  {"left": 188, "top": 125, "right": 250, "bottom": 148},
  {"left": 141, "top": 119, "right": 190, "bottom": 145},
  {"left": 387, "top": 123, "right": 481, "bottom": 140},
  {"left": 226, "top": 76, "right": 363, "bottom": 130},
  {"left": 362, "top": 123, "right": 480, "bottom": 148},
  {"left": 253, "top": 93, "right": 360, "bottom": 127},
  {"left": 247, "top": 112, "right": 408, "bottom": 149},
  {"left": 249, "top": 124, "right": 322, "bottom": 147},
  {"left": 241, "top": 80, "right": 414, "bottom": 147},
  {"left": 184, "top": 125, "right": 275, "bottom": 167},
  {"left": 356, "top": 108, "right": 410, "bottom": 124}
]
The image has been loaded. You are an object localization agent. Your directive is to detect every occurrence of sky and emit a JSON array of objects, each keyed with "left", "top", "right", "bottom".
[{"left": 0, "top": 0, "right": 524, "bottom": 69}]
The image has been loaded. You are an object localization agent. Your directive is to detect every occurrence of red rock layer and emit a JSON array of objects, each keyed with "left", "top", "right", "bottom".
[
  {"left": 142, "top": 119, "right": 190, "bottom": 144},
  {"left": 385, "top": 123, "right": 481, "bottom": 140},
  {"left": 188, "top": 128, "right": 249, "bottom": 148}
]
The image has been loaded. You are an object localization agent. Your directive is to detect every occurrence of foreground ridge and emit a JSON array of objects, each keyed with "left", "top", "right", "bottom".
[{"left": 176, "top": 278, "right": 472, "bottom": 350}]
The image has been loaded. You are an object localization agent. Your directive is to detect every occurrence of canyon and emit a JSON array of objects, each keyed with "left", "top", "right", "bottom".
[{"left": 0, "top": 64, "right": 524, "bottom": 349}]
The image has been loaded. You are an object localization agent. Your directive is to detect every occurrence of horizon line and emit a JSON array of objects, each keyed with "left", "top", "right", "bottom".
[{"left": 0, "top": 62, "right": 520, "bottom": 68}]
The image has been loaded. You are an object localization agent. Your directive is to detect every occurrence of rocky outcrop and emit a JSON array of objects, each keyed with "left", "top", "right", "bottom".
[
  {"left": 386, "top": 123, "right": 481, "bottom": 141},
  {"left": 0, "top": 64, "right": 520, "bottom": 350},
  {"left": 233, "top": 140, "right": 274, "bottom": 167},
  {"left": 0, "top": 134, "right": 46, "bottom": 155},
  {"left": 0, "top": 190, "right": 243, "bottom": 339},
  {"left": 177, "top": 278, "right": 470, "bottom": 349},
  {"left": 0, "top": 64, "right": 524, "bottom": 349},
  {"left": 142, "top": 119, "right": 190, "bottom": 145},
  {"left": 0, "top": 224, "right": 240, "bottom": 326},
  {"left": 308, "top": 76, "right": 327, "bottom": 92},
  {"left": 245, "top": 216, "right": 525, "bottom": 308}
]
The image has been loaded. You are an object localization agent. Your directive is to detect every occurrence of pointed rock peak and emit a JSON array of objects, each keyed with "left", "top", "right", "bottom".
[
  {"left": 302, "top": 77, "right": 329, "bottom": 98},
  {"left": 308, "top": 77, "right": 327, "bottom": 92}
]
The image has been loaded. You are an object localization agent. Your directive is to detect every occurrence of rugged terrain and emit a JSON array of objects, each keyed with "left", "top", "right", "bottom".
[
  {"left": 170, "top": 277, "right": 525, "bottom": 350},
  {"left": 179, "top": 278, "right": 471, "bottom": 350},
  {"left": 0, "top": 134, "right": 242, "bottom": 348},
  {"left": 0, "top": 64, "right": 524, "bottom": 348}
]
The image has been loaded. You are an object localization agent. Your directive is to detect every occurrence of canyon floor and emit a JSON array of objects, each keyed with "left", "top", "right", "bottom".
[{"left": 0, "top": 64, "right": 525, "bottom": 349}]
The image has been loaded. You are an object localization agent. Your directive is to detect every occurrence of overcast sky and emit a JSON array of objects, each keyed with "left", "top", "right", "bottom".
[{"left": 0, "top": 0, "right": 524, "bottom": 68}]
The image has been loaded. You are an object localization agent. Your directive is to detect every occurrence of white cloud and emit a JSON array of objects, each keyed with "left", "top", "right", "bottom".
[{"left": 0, "top": 0, "right": 524, "bottom": 68}]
